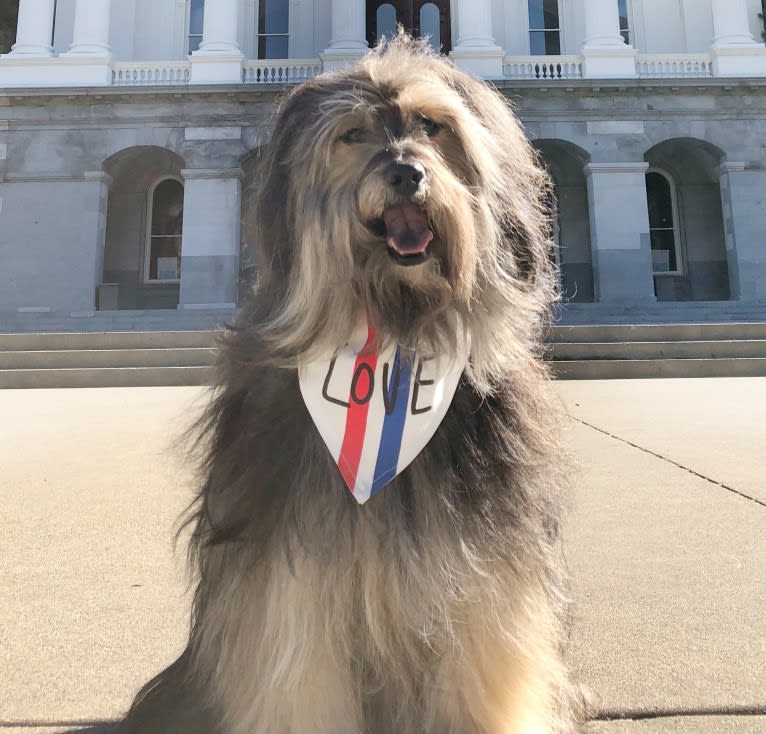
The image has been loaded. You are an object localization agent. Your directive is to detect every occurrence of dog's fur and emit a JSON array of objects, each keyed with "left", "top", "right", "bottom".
[{"left": 118, "top": 35, "right": 580, "bottom": 734}]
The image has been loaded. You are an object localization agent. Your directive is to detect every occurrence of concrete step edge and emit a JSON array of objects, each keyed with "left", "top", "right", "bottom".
[
  {"left": 550, "top": 357, "right": 766, "bottom": 363},
  {"left": 551, "top": 357, "right": 766, "bottom": 379},
  {"left": 548, "top": 322, "right": 766, "bottom": 343},
  {"left": 0, "top": 330, "right": 222, "bottom": 350},
  {"left": 0, "top": 347, "right": 217, "bottom": 370},
  {"left": 550, "top": 339, "right": 766, "bottom": 346},
  {"left": 548, "top": 341, "right": 766, "bottom": 360},
  {"left": 0, "top": 366, "right": 214, "bottom": 389}
]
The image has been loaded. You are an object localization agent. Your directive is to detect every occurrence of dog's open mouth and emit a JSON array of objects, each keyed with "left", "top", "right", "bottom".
[{"left": 370, "top": 202, "right": 434, "bottom": 266}]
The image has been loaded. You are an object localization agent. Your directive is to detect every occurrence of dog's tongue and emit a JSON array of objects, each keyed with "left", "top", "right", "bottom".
[{"left": 383, "top": 202, "right": 433, "bottom": 255}]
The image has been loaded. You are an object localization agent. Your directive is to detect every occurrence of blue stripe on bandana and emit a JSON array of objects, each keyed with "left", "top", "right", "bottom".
[{"left": 371, "top": 347, "right": 412, "bottom": 495}]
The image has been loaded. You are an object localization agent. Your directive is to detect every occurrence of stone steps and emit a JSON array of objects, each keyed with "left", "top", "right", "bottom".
[
  {"left": 0, "top": 330, "right": 219, "bottom": 388},
  {"left": 555, "top": 301, "right": 766, "bottom": 325},
  {"left": 547, "top": 322, "right": 766, "bottom": 379},
  {"left": 3, "top": 321, "right": 766, "bottom": 387}
]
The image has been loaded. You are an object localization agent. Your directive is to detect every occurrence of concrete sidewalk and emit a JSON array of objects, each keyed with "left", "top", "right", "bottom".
[{"left": 0, "top": 379, "right": 764, "bottom": 733}]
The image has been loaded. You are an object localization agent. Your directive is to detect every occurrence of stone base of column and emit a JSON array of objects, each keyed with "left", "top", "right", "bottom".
[
  {"left": 717, "top": 162, "right": 766, "bottom": 300},
  {"left": 593, "top": 253, "right": 657, "bottom": 303},
  {"left": 449, "top": 46, "right": 505, "bottom": 79},
  {"left": 585, "top": 162, "right": 656, "bottom": 302},
  {"left": 320, "top": 48, "right": 368, "bottom": 72},
  {"left": 179, "top": 169, "right": 242, "bottom": 309},
  {"left": 4, "top": 44, "right": 53, "bottom": 57},
  {"left": 581, "top": 47, "right": 637, "bottom": 78},
  {"left": 190, "top": 53, "right": 245, "bottom": 84},
  {"left": 178, "top": 255, "right": 241, "bottom": 308},
  {"left": 0, "top": 57, "right": 111, "bottom": 86},
  {"left": 712, "top": 45, "right": 766, "bottom": 77}
]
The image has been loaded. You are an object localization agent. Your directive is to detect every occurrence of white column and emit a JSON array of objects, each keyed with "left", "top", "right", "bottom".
[
  {"left": 321, "top": 0, "right": 368, "bottom": 71},
  {"left": 190, "top": 0, "right": 244, "bottom": 84},
  {"left": 178, "top": 169, "right": 242, "bottom": 309},
  {"left": 581, "top": 0, "right": 636, "bottom": 78},
  {"left": 455, "top": 0, "right": 495, "bottom": 46},
  {"left": 450, "top": 0, "right": 504, "bottom": 78},
  {"left": 6, "top": 0, "right": 56, "bottom": 57},
  {"left": 198, "top": 0, "right": 241, "bottom": 54},
  {"left": 711, "top": 0, "right": 766, "bottom": 76},
  {"left": 52, "top": 0, "right": 113, "bottom": 84},
  {"left": 583, "top": 0, "right": 624, "bottom": 48},
  {"left": 65, "top": 0, "right": 112, "bottom": 56},
  {"left": 584, "top": 162, "right": 656, "bottom": 302},
  {"left": 712, "top": 0, "right": 757, "bottom": 46}
]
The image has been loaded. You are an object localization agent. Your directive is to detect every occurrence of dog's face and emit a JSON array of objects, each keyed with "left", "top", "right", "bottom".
[
  {"left": 249, "top": 36, "right": 554, "bottom": 382},
  {"left": 320, "top": 83, "right": 481, "bottom": 283}
]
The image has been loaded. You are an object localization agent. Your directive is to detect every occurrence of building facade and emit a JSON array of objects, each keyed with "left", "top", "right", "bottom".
[{"left": 0, "top": 0, "right": 765, "bottom": 319}]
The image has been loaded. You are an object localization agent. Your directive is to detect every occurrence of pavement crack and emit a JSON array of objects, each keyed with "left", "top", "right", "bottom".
[
  {"left": 593, "top": 705, "right": 766, "bottom": 721},
  {"left": 572, "top": 417, "right": 766, "bottom": 509}
]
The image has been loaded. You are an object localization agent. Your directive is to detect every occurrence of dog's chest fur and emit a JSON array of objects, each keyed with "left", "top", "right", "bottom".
[{"left": 202, "top": 360, "right": 542, "bottom": 557}]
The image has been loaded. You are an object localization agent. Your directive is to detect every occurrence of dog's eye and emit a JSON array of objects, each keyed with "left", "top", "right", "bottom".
[
  {"left": 420, "top": 117, "right": 442, "bottom": 137},
  {"left": 339, "top": 127, "right": 364, "bottom": 144}
]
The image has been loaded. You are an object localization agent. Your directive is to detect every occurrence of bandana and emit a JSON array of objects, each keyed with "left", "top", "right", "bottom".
[{"left": 299, "top": 325, "right": 469, "bottom": 504}]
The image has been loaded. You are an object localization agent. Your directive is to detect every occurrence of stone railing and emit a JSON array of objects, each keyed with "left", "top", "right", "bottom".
[
  {"left": 635, "top": 54, "right": 713, "bottom": 78},
  {"left": 242, "top": 59, "right": 322, "bottom": 84},
  {"left": 112, "top": 61, "right": 191, "bottom": 86},
  {"left": 504, "top": 55, "right": 583, "bottom": 80}
]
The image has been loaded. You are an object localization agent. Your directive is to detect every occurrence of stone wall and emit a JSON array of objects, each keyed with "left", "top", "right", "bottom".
[{"left": 0, "top": 78, "right": 765, "bottom": 313}]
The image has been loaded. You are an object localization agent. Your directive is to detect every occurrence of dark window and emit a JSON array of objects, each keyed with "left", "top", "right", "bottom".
[
  {"left": 366, "top": 0, "right": 451, "bottom": 53},
  {"left": 646, "top": 171, "right": 679, "bottom": 274},
  {"left": 618, "top": 0, "right": 631, "bottom": 45},
  {"left": 528, "top": 0, "right": 560, "bottom": 55},
  {"left": 188, "top": 0, "right": 204, "bottom": 54},
  {"left": 147, "top": 179, "right": 184, "bottom": 282},
  {"left": 0, "top": 1, "right": 19, "bottom": 54},
  {"left": 257, "top": 0, "right": 289, "bottom": 59}
]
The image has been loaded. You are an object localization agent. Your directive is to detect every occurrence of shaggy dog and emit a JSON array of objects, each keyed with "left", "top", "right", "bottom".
[{"left": 118, "top": 35, "right": 580, "bottom": 734}]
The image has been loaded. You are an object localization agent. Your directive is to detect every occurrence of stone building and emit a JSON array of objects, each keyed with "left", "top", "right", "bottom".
[{"left": 0, "top": 0, "right": 765, "bottom": 323}]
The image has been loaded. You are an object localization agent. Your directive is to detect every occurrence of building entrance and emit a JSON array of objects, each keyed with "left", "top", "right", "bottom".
[{"left": 366, "top": 0, "right": 451, "bottom": 53}]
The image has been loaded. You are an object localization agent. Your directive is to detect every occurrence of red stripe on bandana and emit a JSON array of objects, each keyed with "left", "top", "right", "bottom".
[{"left": 337, "top": 326, "right": 378, "bottom": 493}]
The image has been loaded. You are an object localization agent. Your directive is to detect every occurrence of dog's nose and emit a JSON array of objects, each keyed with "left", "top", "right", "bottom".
[{"left": 385, "top": 162, "right": 426, "bottom": 197}]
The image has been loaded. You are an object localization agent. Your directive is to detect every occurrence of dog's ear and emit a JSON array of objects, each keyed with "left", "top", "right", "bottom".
[{"left": 440, "top": 67, "right": 556, "bottom": 293}]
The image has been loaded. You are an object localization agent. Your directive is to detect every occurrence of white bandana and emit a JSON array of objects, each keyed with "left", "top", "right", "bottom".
[{"left": 299, "top": 325, "right": 469, "bottom": 503}]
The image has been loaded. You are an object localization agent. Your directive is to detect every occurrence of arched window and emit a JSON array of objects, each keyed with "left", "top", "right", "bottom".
[
  {"left": 646, "top": 170, "right": 681, "bottom": 275},
  {"left": 0, "top": 1, "right": 20, "bottom": 53},
  {"left": 366, "top": 0, "right": 451, "bottom": 52},
  {"left": 528, "top": 0, "right": 560, "bottom": 55},
  {"left": 145, "top": 178, "right": 184, "bottom": 283},
  {"left": 618, "top": 0, "right": 631, "bottom": 45},
  {"left": 419, "top": 3, "right": 440, "bottom": 52},
  {"left": 188, "top": 0, "right": 204, "bottom": 54},
  {"left": 376, "top": 4, "right": 397, "bottom": 43},
  {"left": 257, "top": 0, "right": 289, "bottom": 59}
]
